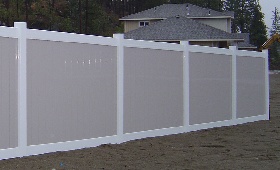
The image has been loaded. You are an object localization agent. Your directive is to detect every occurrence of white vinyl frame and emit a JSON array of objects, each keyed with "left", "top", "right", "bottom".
[
  {"left": 181, "top": 41, "right": 190, "bottom": 132},
  {"left": 114, "top": 34, "right": 124, "bottom": 144},
  {"left": 26, "top": 29, "right": 117, "bottom": 46},
  {"left": 0, "top": 23, "right": 270, "bottom": 160},
  {"left": 229, "top": 46, "right": 237, "bottom": 123},
  {"left": 15, "top": 22, "right": 28, "bottom": 158}
]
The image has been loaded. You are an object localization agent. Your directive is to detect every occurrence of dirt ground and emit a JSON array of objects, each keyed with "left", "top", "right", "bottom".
[{"left": 0, "top": 74, "right": 280, "bottom": 170}]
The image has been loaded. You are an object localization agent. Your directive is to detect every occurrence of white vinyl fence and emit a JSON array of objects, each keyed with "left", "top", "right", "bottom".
[{"left": 0, "top": 22, "right": 269, "bottom": 160}]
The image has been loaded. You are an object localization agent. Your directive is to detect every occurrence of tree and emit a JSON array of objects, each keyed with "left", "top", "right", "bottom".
[
  {"left": 224, "top": 0, "right": 252, "bottom": 33},
  {"left": 248, "top": 2, "right": 267, "bottom": 48},
  {"left": 0, "top": 0, "right": 268, "bottom": 39},
  {"left": 83, "top": 0, "right": 122, "bottom": 36},
  {"left": 29, "top": 0, "right": 70, "bottom": 31},
  {"left": 0, "top": 0, "right": 25, "bottom": 26},
  {"left": 270, "top": 7, "right": 280, "bottom": 35},
  {"left": 269, "top": 7, "right": 280, "bottom": 70},
  {"left": 223, "top": 0, "right": 267, "bottom": 50},
  {"left": 169, "top": 0, "right": 223, "bottom": 11}
]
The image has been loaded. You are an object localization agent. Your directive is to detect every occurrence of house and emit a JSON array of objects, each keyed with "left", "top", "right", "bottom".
[
  {"left": 120, "top": 3, "right": 255, "bottom": 49},
  {"left": 124, "top": 16, "right": 242, "bottom": 48},
  {"left": 234, "top": 33, "right": 257, "bottom": 50}
]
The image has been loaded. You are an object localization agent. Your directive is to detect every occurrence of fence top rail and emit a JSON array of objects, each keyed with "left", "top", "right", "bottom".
[
  {"left": 0, "top": 26, "right": 17, "bottom": 38},
  {"left": 26, "top": 29, "right": 117, "bottom": 47},
  {"left": 188, "top": 45, "right": 232, "bottom": 56},
  {"left": 236, "top": 49, "right": 267, "bottom": 58},
  {"left": 0, "top": 23, "right": 267, "bottom": 60},
  {"left": 123, "top": 38, "right": 183, "bottom": 52}
]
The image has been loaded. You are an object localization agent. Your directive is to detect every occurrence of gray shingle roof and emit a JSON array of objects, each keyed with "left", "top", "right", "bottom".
[
  {"left": 233, "top": 33, "right": 257, "bottom": 48},
  {"left": 124, "top": 16, "right": 242, "bottom": 41},
  {"left": 120, "top": 3, "right": 234, "bottom": 20}
]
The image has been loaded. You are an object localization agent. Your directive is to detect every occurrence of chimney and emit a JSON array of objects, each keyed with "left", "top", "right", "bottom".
[{"left": 186, "top": 4, "right": 189, "bottom": 16}]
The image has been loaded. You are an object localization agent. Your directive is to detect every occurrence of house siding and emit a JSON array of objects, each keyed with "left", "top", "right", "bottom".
[
  {"left": 194, "top": 18, "right": 231, "bottom": 33},
  {"left": 227, "top": 19, "right": 231, "bottom": 33},
  {"left": 124, "top": 18, "right": 232, "bottom": 33},
  {"left": 124, "top": 20, "right": 162, "bottom": 33}
]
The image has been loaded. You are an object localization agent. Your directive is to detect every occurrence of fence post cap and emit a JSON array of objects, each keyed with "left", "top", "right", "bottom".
[
  {"left": 229, "top": 46, "right": 237, "bottom": 50},
  {"left": 14, "top": 22, "right": 27, "bottom": 27},
  {"left": 180, "top": 41, "right": 189, "bottom": 45},
  {"left": 113, "top": 34, "right": 124, "bottom": 39}
]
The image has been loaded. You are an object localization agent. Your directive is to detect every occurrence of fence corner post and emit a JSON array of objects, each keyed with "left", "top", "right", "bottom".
[
  {"left": 262, "top": 49, "right": 270, "bottom": 120},
  {"left": 113, "top": 34, "right": 124, "bottom": 143},
  {"left": 15, "top": 22, "right": 27, "bottom": 156},
  {"left": 180, "top": 41, "right": 190, "bottom": 132},
  {"left": 229, "top": 46, "right": 237, "bottom": 124}
]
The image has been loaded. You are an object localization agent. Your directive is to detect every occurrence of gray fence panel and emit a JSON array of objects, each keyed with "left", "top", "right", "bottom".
[
  {"left": 27, "top": 40, "right": 117, "bottom": 145},
  {"left": 0, "top": 37, "right": 18, "bottom": 149},
  {"left": 236, "top": 56, "right": 266, "bottom": 118},
  {"left": 123, "top": 47, "right": 184, "bottom": 133},
  {"left": 189, "top": 52, "right": 232, "bottom": 125}
]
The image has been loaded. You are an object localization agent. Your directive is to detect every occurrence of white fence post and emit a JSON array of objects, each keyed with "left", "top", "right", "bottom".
[
  {"left": 263, "top": 49, "right": 270, "bottom": 119},
  {"left": 15, "top": 22, "right": 27, "bottom": 156},
  {"left": 229, "top": 46, "right": 237, "bottom": 124},
  {"left": 181, "top": 41, "right": 190, "bottom": 132},
  {"left": 113, "top": 34, "right": 124, "bottom": 143}
]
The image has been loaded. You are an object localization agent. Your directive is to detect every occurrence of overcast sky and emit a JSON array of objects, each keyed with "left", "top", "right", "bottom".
[{"left": 259, "top": 0, "right": 280, "bottom": 35}]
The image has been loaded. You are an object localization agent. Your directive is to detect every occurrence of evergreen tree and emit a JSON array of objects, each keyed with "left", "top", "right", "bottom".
[
  {"left": 224, "top": 0, "right": 267, "bottom": 50},
  {"left": 248, "top": 2, "right": 267, "bottom": 48},
  {"left": 270, "top": 7, "right": 280, "bottom": 35},
  {"left": 84, "top": 0, "right": 122, "bottom": 36},
  {"left": 269, "top": 7, "right": 280, "bottom": 70},
  {"left": 224, "top": 0, "right": 256, "bottom": 33},
  {"left": 170, "top": 0, "right": 223, "bottom": 11},
  {"left": 0, "top": 0, "right": 271, "bottom": 39}
]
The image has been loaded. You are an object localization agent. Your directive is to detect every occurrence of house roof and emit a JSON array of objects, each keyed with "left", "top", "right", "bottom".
[
  {"left": 120, "top": 3, "right": 234, "bottom": 20},
  {"left": 124, "top": 16, "right": 243, "bottom": 42},
  {"left": 233, "top": 33, "right": 257, "bottom": 49}
]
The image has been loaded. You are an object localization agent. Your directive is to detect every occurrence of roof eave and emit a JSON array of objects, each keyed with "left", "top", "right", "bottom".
[
  {"left": 188, "top": 16, "right": 233, "bottom": 19},
  {"left": 187, "top": 39, "right": 244, "bottom": 41},
  {"left": 139, "top": 39, "right": 244, "bottom": 42},
  {"left": 238, "top": 46, "right": 257, "bottom": 49},
  {"left": 120, "top": 18, "right": 165, "bottom": 21},
  {"left": 120, "top": 16, "right": 233, "bottom": 21}
]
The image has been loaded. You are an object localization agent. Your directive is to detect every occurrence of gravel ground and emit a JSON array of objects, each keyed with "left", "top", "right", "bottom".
[{"left": 0, "top": 74, "right": 279, "bottom": 170}]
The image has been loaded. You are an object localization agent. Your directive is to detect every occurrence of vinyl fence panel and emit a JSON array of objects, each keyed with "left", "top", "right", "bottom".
[
  {"left": 236, "top": 56, "right": 266, "bottom": 118},
  {"left": 0, "top": 37, "right": 18, "bottom": 149},
  {"left": 189, "top": 52, "right": 232, "bottom": 125},
  {"left": 27, "top": 40, "right": 117, "bottom": 145},
  {"left": 123, "top": 47, "right": 184, "bottom": 133}
]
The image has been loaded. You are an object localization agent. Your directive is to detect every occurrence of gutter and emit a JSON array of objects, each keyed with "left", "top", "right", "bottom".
[
  {"left": 120, "top": 16, "right": 233, "bottom": 21},
  {"left": 133, "top": 39, "right": 244, "bottom": 42},
  {"left": 119, "top": 18, "right": 165, "bottom": 21},
  {"left": 187, "top": 39, "right": 244, "bottom": 42}
]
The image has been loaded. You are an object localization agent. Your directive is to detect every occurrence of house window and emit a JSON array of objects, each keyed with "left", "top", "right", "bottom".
[{"left": 139, "top": 21, "right": 149, "bottom": 27}]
